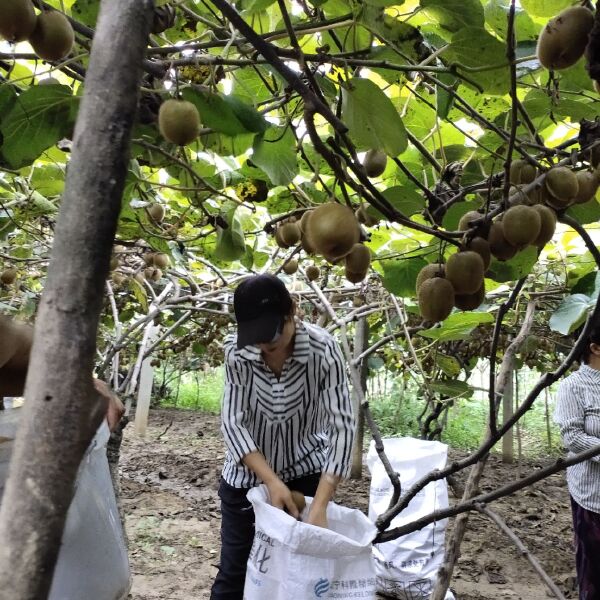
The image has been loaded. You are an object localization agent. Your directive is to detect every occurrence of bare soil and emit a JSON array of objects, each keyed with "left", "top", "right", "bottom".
[{"left": 122, "top": 408, "right": 577, "bottom": 600}]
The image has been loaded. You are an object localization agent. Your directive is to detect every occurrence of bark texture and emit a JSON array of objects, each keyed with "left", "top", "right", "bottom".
[
  {"left": 350, "top": 317, "right": 368, "bottom": 479},
  {"left": 0, "top": 1, "right": 153, "bottom": 597}
]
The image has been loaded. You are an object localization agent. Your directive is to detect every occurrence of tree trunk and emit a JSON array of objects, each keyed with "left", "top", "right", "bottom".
[
  {"left": 502, "top": 364, "right": 514, "bottom": 464},
  {"left": 0, "top": 2, "right": 153, "bottom": 597},
  {"left": 350, "top": 317, "right": 369, "bottom": 479}
]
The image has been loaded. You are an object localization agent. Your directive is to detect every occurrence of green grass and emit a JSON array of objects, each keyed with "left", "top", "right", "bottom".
[{"left": 160, "top": 368, "right": 224, "bottom": 413}]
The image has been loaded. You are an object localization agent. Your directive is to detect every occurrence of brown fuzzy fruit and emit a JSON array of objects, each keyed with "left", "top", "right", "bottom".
[
  {"left": 355, "top": 204, "right": 379, "bottom": 227},
  {"left": 345, "top": 244, "right": 371, "bottom": 273},
  {"left": 488, "top": 221, "right": 518, "bottom": 261},
  {"left": 308, "top": 203, "right": 361, "bottom": 262},
  {"left": 363, "top": 149, "right": 387, "bottom": 178},
  {"left": 418, "top": 278, "right": 455, "bottom": 322},
  {"left": 345, "top": 266, "right": 367, "bottom": 284},
  {"left": 283, "top": 259, "right": 298, "bottom": 275},
  {"left": 416, "top": 263, "right": 445, "bottom": 293},
  {"left": 144, "top": 267, "right": 162, "bottom": 282},
  {"left": 111, "top": 272, "right": 126, "bottom": 286},
  {"left": 279, "top": 222, "right": 301, "bottom": 247},
  {"left": 446, "top": 251, "right": 484, "bottom": 294},
  {"left": 158, "top": 99, "right": 201, "bottom": 146},
  {"left": 0, "top": 0, "right": 37, "bottom": 42},
  {"left": 301, "top": 233, "right": 315, "bottom": 255},
  {"left": 153, "top": 253, "right": 170, "bottom": 269},
  {"left": 0, "top": 267, "right": 17, "bottom": 285},
  {"left": 455, "top": 284, "right": 485, "bottom": 312},
  {"left": 148, "top": 203, "right": 165, "bottom": 223},
  {"left": 531, "top": 205, "right": 557, "bottom": 248},
  {"left": 458, "top": 210, "right": 482, "bottom": 231},
  {"left": 502, "top": 205, "right": 541, "bottom": 248},
  {"left": 574, "top": 170, "right": 599, "bottom": 204},
  {"left": 464, "top": 237, "right": 491, "bottom": 270},
  {"left": 299, "top": 210, "right": 312, "bottom": 233},
  {"left": 536, "top": 6, "right": 594, "bottom": 70},
  {"left": 290, "top": 490, "right": 306, "bottom": 514},
  {"left": 305, "top": 265, "right": 320, "bottom": 281},
  {"left": 275, "top": 226, "right": 290, "bottom": 249},
  {"left": 143, "top": 252, "right": 155, "bottom": 266},
  {"left": 544, "top": 166, "right": 578, "bottom": 207},
  {"left": 29, "top": 11, "right": 75, "bottom": 62},
  {"left": 509, "top": 159, "right": 537, "bottom": 185}
]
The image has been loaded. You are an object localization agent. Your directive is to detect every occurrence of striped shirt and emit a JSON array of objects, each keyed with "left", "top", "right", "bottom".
[
  {"left": 554, "top": 364, "right": 600, "bottom": 513},
  {"left": 219, "top": 320, "right": 355, "bottom": 488}
]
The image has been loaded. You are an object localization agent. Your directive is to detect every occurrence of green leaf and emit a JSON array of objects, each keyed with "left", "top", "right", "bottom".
[
  {"left": 447, "top": 28, "right": 510, "bottom": 95},
  {"left": 486, "top": 247, "right": 538, "bottom": 283},
  {"left": 436, "top": 72, "right": 458, "bottom": 120},
  {"left": 549, "top": 294, "right": 592, "bottom": 335},
  {"left": 520, "top": 0, "right": 572, "bottom": 17},
  {"left": 380, "top": 257, "right": 428, "bottom": 297},
  {"left": 30, "top": 164, "right": 65, "bottom": 196},
  {"left": 419, "top": 311, "right": 494, "bottom": 342},
  {"left": 252, "top": 126, "right": 298, "bottom": 186},
  {"left": 436, "top": 354, "right": 462, "bottom": 377},
  {"left": 379, "top": 185, "right": 425, "bottom": 217},
  {"left": 421, "top": 0, "right": 485, "bottom": 32},
  {"left": 71, "top": 0, "right": 100, "bottom": 27},
  {"left": 129, "top": 278, "right": 148, "bottom": 313},
  {"left": 341, "top": 78, "right": 407, "bottom": 156},
  {"left": 0, "top": 86, "right": 17, "bottom": 121},
  {"left": 565, "top": 198, "right": 600, "bottom": 225},
  {"left": 485, "top": 0, "right": 538, "bottom": 42},
  {"left": 214, "top": 202, "right": 246, "bottom": 261},
  {"left": 430, "top": 379, "right": 474, "bottom": 398},
  {"left": 0, "top": 86, "right": 76, "bottom": 169}
]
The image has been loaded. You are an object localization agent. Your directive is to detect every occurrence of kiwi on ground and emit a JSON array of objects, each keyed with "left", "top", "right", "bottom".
[
  {"left": 418, "top": 277, "right": 455, "bottom": 322},
  {"left": 536, "top": 6, "right": 594, "bottom": 70},
  {"left": 531, "top": 205, "right": 557, "bottom": 248},
  {"left": 153, "top": 253, "right": 170, "bottom": 269},
  {"left": 464, "top": 237, "right": 491, "bottom": 270},
  {"left": 509, "top": 159, "right": 537, "bottom": 185},
  {"left": 158, "top": 99, "right": 201, "bottom": 146},
  {"left": 0, "top": 267, "right": 17, "bottom": 285},
  {"left": 416, "top": 263, "right": 445, "bottom": 293},
  {"left": 0, "top": 0, "right": 36, "bottom": 42},
  {"left": 487, "top": 221, "right": 518, "bottom": 261},
  {"left": 29, "top": 11, "right": 75, "bottom": 62},
  {"left": 279, "top": 222, "right": 301, "bottom": 247},
  {"left": 574, "top": 170, "right": 599, "bottom": 204},
  {"left": 283, "top": 259, "right": 298, "bottom": 275},
  {"left": 363, "top": 149, "right": 387, "bottom": 178},
  {"left": 544, "top": 166, "right": 578, "bottom": 208},
  {"left": 502, "top": 205, "right": 542, "bottom": 247},
  {"left": 236, "top": 179, "right": 268, "bottom": 203},
  {"left": 148, "top": 203, "right": 165, "bottom": 223},
  {"left": 305, "top": 265, "right": 320, "bottom": 281},
  {"left": 306, "top": 202, "right": 360, "bottom": 262},
  {"left": 455, "top": 284, "right": 485, "bottom": 312},
  {"left": 446, "top": 251, "right": 484, "bottom": 295},
  {"left": 344, "top": 243, "right": 371, "bottom": 273},
  {"left": 355, "top": 204, "right": 380, "bottom": 227}
]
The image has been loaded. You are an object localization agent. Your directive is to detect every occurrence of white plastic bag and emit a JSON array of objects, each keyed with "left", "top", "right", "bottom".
[
  {"left": 244, "top": 484, "right": 378, "bottom": 600},
  {"left": 367, "top": 438, "right": 453, "bottom": 600},
  {"left": 0, "top": 409, "right": 131, "bottom": 600}
]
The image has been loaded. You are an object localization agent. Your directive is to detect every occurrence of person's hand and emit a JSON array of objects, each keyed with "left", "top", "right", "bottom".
[
  {"left": 265, "top": 477, "right": 300, "bottom": 519},
  {"left": 0, "top": 317, "right": 32, "bottom": 396},
  {"left": 306, "top": 504, "right": 328, "bottom": 529},
  {"left": 93, "top": 379, "right": 125, "bottom": 432}
]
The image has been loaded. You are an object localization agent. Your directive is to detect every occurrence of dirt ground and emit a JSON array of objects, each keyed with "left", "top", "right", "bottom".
[{"left": 121, "top": 408, "right": 578, "bottom": 600}]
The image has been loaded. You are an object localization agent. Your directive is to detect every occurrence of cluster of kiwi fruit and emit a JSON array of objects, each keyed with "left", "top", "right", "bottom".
[
  {"left": 0, "top": 1, "right": 74, "bottom": 62},
  {"left": 140, "top": 251, "right": 170, "bottom": 282},
  {"left": 0, "top": 267, "right": 17, "bottom": 285},
  {"left": 158, "top": 98, "right": 201, "bottom": 146},
  {"left": 274, "top": 203, "right": 371, "bottom": 284}
]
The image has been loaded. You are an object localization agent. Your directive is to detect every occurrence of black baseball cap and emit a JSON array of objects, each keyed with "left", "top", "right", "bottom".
[{"left": 233, "top": 274, "right": 292, "bottom": 349}]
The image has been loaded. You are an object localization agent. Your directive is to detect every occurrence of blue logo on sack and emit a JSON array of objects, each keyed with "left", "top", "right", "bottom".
[{"left": 314, "top": 578, "right": 330, "bottom": 597}]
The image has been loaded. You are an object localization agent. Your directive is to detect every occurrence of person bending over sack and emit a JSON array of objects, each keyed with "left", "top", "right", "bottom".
[{"left": 210, "top": 274, "right": 356, "bottom": 600}]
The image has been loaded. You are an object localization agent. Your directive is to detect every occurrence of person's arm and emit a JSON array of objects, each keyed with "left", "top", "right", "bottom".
[
  {"left": 0, "top": 317, "right": 32, "bottom": 396},
  {"left": 555, "top": 380, "right": 600, "bottom": 462},
  {"left": 307, "top": 338, "right": 356, "bottom": 527}
]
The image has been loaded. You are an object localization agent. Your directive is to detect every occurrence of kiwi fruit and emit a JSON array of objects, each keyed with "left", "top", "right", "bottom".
[
  {"left": 305, "top": 265, "right": 320, "bottom": 281},
  {"left": 144, "top": 267, "right": 162, "bottom": 282},
  {"left": 464, "top": 237, "right": 491, "bottom": 270},
  {"left": 275, "top": 226, "right": 291, "bottom": 249},
  {"left": 153, "top": 252, "right": 170, "bottom": 269},
  {"left": 38, "top": 76, "right": 61, "bottom": 86},
  {"left": 0, "top": 0, "right": 36, "bottom": 42},
  {"left": 298, "top": 210, "right": 312, "bottom": 233},
  {"left": 454, "top": 284, "right": 485, "bottom": 312},
  {"left": 531, "top": 205, "right": 557, "bottom": 248},
  {"left": 307, "top": 203, "right": 360, "bottom": 262},
  {"left": 158, "top": 99, "right": 201, "bottom": 146},
  {"left": 291, "top": 490, "right": 306, "bottom": 513},
  {"left": 0, "top": 267, "right": 17, "bottom": 285},
  {"left": 458, "top": 210, "right": 482, "bottom": 232},
  {"left": 355, "top": 204, "right": 379, "bottom": 227},
  {"left": 148, "top": 203, "right": 165, "bottom": 223},
  {"left": 111, "top": 272, "right": 126, "bottom": 286},
  {"left": 418, "top": 277, "right": 455, "bottom": 322},
  {"left": 574, "top": 170, "right": 599, "bottom": 204},
  {"left": 536, "top": 6, "right": 594, "bottom": 70},
  {"left": 446, "top": 251, "right": 484, "bottom": 294},
  {"left": 279, "top": 222, "right": 301, "bottom": 247},
  {"left": 353, "top": 294, "right": 365, "bottom": 307},
  {"left": 301, "top": 232, "right": 316, "bottom": 255},
  {"left": 345, "top": 243, "right": 371, "bottom": 273},
  {"left": 544, "top": 166, "right": 578, "bottom": 207},
  {"left": 509, "top": 159, "right": 537, "bottom": 185},
  {"left": 502, "top": 205, "right": 542, "bottom": 248},
  {"left": 283, "top": 259, "right": 298, "bottom": 275},
  {"left": 143, "top": 252, "right": 155, "bottom": 266},
  {"left": 29, "top": 11, "right": 75, "bottom": 62},
  {"left": 416, "top": 263, "right": 445, "bottom": 292},
  {"left": 488, "top": 221, "right": 518, "bottom": 261},
  {"left": 236, "top": 179, "right": 268, "bottom": 203},
  {"left": 363, "top": 149, "right": 387, "bottom": 178},
  {"left": 345, "top": 266, "right": 367, "bottom": 283}
]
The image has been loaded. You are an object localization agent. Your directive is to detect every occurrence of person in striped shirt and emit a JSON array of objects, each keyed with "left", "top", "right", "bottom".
[
  {"left": 210, "top": 274, "right": 356, "bottom": 600},
  {"left": 554, "top": 323, "right": 600, "bottom": 600}
]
